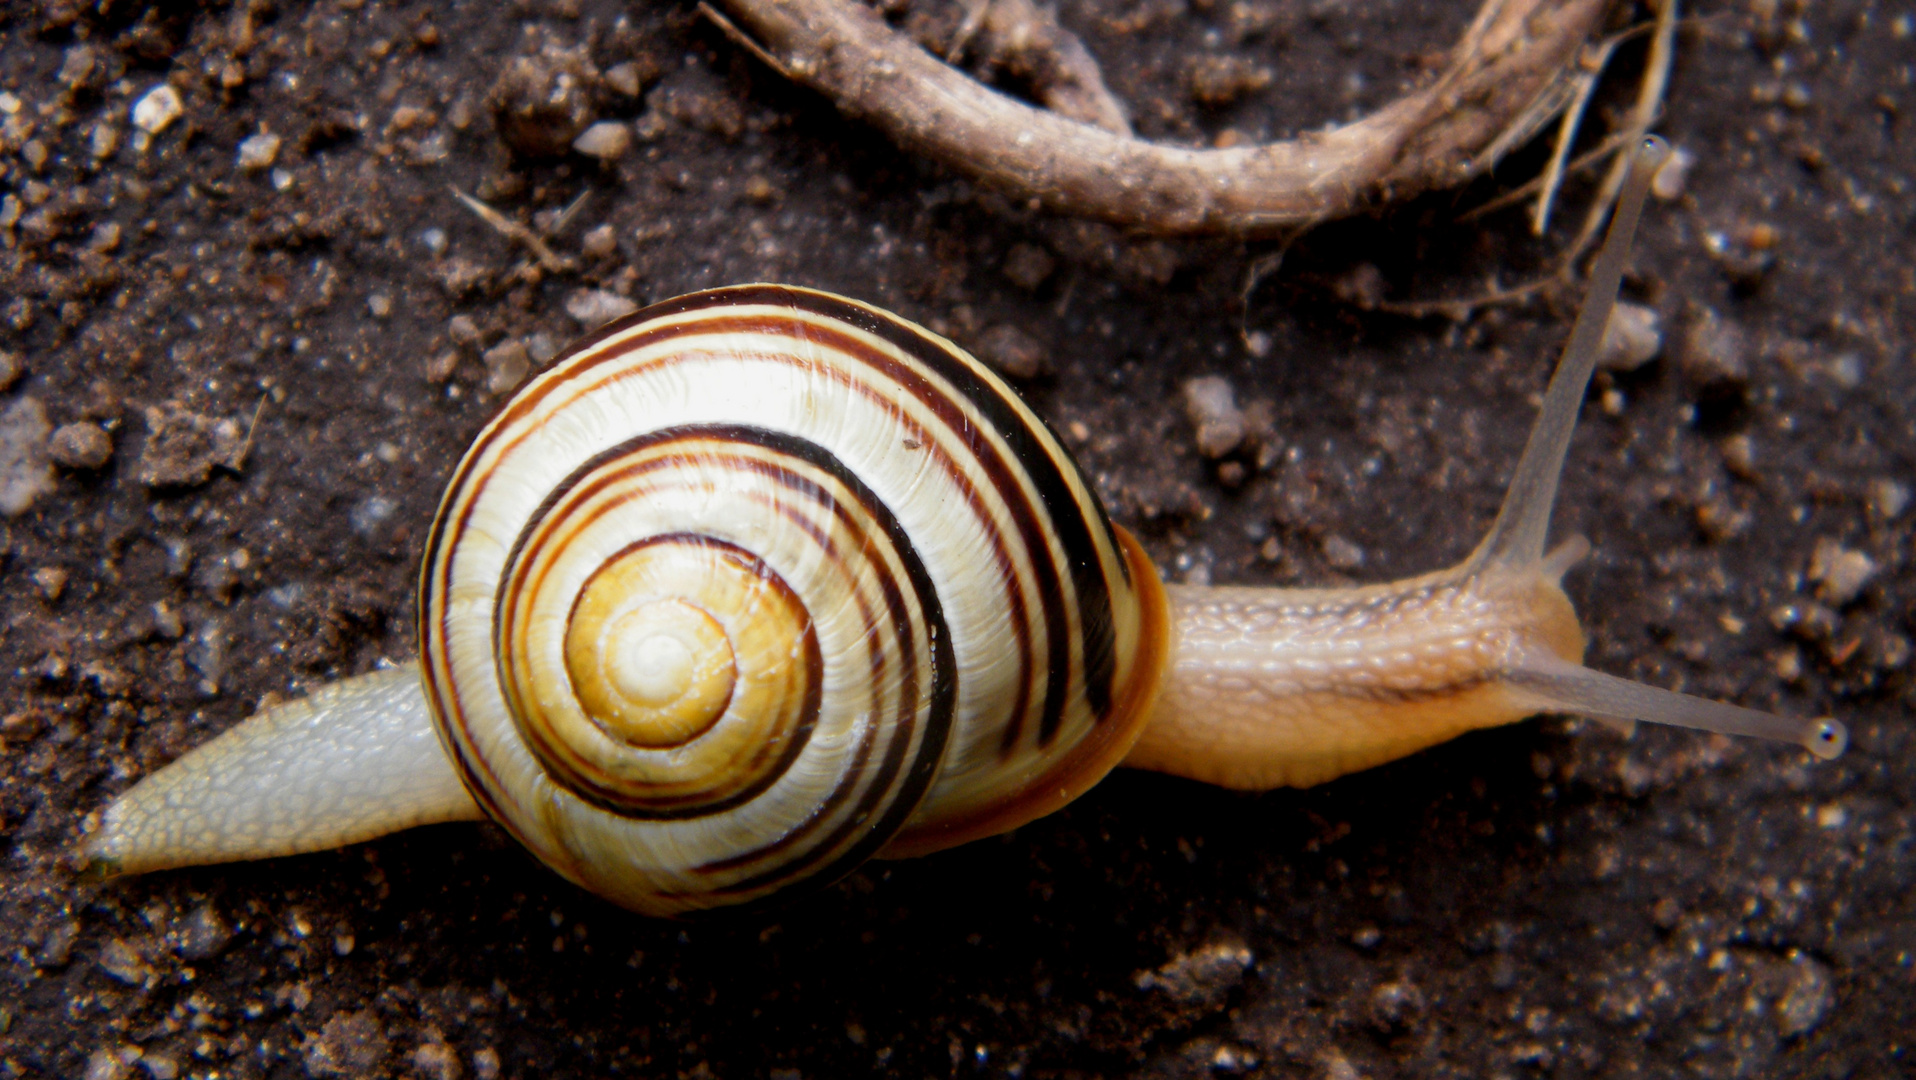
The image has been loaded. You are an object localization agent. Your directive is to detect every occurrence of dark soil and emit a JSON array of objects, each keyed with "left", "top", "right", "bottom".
[{"left": 1, "top": 1, "right": 1911, "bottom": 1078}]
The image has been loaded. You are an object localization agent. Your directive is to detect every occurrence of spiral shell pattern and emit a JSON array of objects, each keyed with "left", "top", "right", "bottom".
[{"left": 420, "top": 285, "right": 1168, "bottom": 915}]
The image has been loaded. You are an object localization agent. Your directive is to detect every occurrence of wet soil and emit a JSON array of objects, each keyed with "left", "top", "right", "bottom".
[{"left": 0, "top": 1, "right": 1911, "bottom": 1078}]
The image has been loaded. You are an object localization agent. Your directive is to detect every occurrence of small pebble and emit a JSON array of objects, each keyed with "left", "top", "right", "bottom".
[
  {"left": 137, "top": 1053, "right": 179, "bottom": 1080},
  {"left": 235, "top": 132, "right": 281, "bottom": 172},
  {"left": 1351, "top": 925, "right": 1382, "bottom": 949},
  {"left": 302, "top": 1011, "right": 390, "bottom": 1078},
  {"left": 572, "top": 120, "right": 632, "bottom": 161},
  {"left": 472, "top": 1048, "right": 502, "bottom": 1080},
  {"left": 1002, "top": 243, "right": 1056, "bottom": 291},
  {"left": 131, "top": 84, "right": 182, "bottom": 134},
  {"left": 526, "top": 332, "right": 558, "bottom": 364},
  {"left": 0, "top": 349, "right": 21, "bottom": 391},
  {"left": 1651, "top": 145, "right": 1695, "bottom": 200},
  {"left": 448, "top": 314, "right": 483, "bottom": 346},
  {"left": 96, "top": 938, "right": 152, "bottom": 986},
  {"left": 564, "top": 288, "right": 637, "bottom": 327},
  {"left": 1322, "top": 534, "right": 1366, "bottom": 571},
  {"left": 350, "top": 494, "right": 397, "bottom": 539},
  {"left": 974, "top": 324, "right": 1050, "bottom": 379},
  {"left": 1677, "top": 307, "right": 1749, "bottom": 397},
  {"left": 31, "top": 566, "right": 67, "bottom": 601},
  {"left": 175, "top": 903, "right": 233, "bottom": 961},
  {"left": 1132, "top": 942, "right": 1254, "bottom": 1005},
  {"left": 90, "top": 123, "right": 119, "bottom": 160},
  {"left": 83, "top": 1049, "right": 132, "bottom": 1080},
  {"left": 410, "top": 1043, "right": 462, "bottom": 1080},
  {"left": 742, "top": 175, "right": 779, "bottom": 204},
  {"left": 1775, "top": 954, "right": 1835, "bottom": 1038},
  {"left": 1181, "top": 375, "right": 1246, "bottom": 458},
  {"left": 0, "top": 396, "right": 54, "bottom": 517},
  {"left": 1369, "top": 979, "right": 1425, "bottom": 1031},
  {"left": 1695, "top": 496, "right": 1751, "bottom": 542},
  {"left": 1807, "top": 537, "right": 1877, "bottom": 606},
  {"left": 483, "top": 340, "right": 531, "bottom": 395},
  {"left": 425, "top": 350, "right": 460, "bottom": 382},
  {"left": 367, "top": 294, "right": 394, "bottom": 319},
  {"left": 489, "top": 49, "right": 598, "bottom": 158},
  {"left": 1720, "top": 433, "right": 1758, "bottom": 480},
  {"left": 581, "top": 222, "right": 618, "bottom": 259},
  {"left": 1867, "top": 478, "right": 1909, "bottom": 521},
  {"left": 1188, "top": 55, "right": 1273, "bottom": 107},
  {"left": 1597, "top": 301, "right": 1662, "bottom": 372},
  {"left": 601, "top": 61, "right": 645, "bottom": 97}
]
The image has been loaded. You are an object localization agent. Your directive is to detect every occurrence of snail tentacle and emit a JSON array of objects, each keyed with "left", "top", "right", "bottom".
[{"left": 80, "top": 663, "right": 482, "bottom": 879}]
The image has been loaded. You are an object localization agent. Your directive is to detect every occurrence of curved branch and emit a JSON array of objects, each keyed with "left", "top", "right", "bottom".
[{"left": 714, "top": 0, "right": 1615, "bottom": 234}]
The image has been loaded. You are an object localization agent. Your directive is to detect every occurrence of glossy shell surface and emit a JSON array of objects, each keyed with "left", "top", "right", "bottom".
[{"left": 418, "top": 285, "right": 1168, "bottom": 915}]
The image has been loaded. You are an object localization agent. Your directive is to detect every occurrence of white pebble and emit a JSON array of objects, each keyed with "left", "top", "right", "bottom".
[
  {"left": 1597, "top": 301, "right": 1662, "bottom": 372},
  {"left": 483, "top": 340, "right": 531, "bottom": 396},
  {"left": 565, "top": 288, "right": 638, "bottom": 327},
  {"left": 1181, "top": 375, "right": 1246, "bottom": 458},
  {"left": 132, "top": 84, "right": 183, "bottom": 135},
  {"left": 1808, "top": 538, "right": 1878, "bottom": 607},
  {"left": 0, "top": 397, "right": 54, "bottom": 518},
  {"left": 235, "top": 132, "right": 281, "bottom": 172},
  {"left": 572, "top": 121, "right": 632, "bottom": 161}
]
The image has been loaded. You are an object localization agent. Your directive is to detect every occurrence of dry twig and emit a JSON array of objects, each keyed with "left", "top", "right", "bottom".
[{"left": 709, "top": 0, "right": 1615, "bottom": 234}]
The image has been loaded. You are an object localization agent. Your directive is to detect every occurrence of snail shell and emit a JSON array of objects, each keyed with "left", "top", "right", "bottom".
[{"left": 420, "top": 285, "right": 1168, "bottom": 914}]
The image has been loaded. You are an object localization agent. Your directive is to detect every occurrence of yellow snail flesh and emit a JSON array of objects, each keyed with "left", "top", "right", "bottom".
[{"left": 80, "top": 137, "right": 1845, "bottom": 916}]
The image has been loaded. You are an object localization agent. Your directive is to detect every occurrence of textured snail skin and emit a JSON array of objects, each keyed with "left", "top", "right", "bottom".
[
  {"left": 82, "top": 665, "right": 482, "bottom": 879},
  {"left": 79, "top": 138, "right": 1845, "bottom": 914}
]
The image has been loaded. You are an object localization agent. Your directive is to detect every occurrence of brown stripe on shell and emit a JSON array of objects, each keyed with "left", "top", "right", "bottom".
[{"left": 426, "top": 302, "right": 1048, "bottom": 770}]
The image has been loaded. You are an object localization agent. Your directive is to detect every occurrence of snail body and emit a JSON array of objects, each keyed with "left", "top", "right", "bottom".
[{"left": 81, "top": 138, "right": 1845, "bottom": 916}]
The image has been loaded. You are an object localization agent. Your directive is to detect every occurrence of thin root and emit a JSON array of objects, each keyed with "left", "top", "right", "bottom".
[{"left": 708, "top": 0, "right": 1615, "bottom": 235}]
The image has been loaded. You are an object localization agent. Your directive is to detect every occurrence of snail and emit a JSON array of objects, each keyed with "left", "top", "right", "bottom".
[{"left": 79, "top": 137, "right": 1846, "bottom": 917}]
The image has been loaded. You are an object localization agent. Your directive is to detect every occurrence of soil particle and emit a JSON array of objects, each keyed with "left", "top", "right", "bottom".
[
  {"left": 134, "top": 403, "right": 245, "bottom": 488},
  {"left": 1180, "top": 375, "right": 1246, "bottom": 458},
  {"left": 47, "top": 420, "right": 112, "bottom": 470},
  {"left": 972, "top": 322, "right": 1050, "bottom": 379},
  {"left": 1597, "top": 300, "right": 1662, "bottom": 372},
  {"left": 0, "top": 395, "right": 53, "bottom": 516},
  {"left": 1133, "top": 942, "right": 1253, "bottom": 1006},
  {"left": 570, "top": 120, "right": 631, "bottom": 161},
  {"left": 1677, "top": 305, "right": 1750, "bottom": 396},
  {"left": 481, "top": 339, "right": 532, "bottom": 396},
  {"left": 235, "top": 132, "right": 281, "bottom": 173},
  {"left": 487, "top": 39, "right": 601, "bottom": 159},
  {"left": 130, "top": 84, "right": 181, "bottom": 135},
  {"left": 563, "top": 287, "right": 637, "bottom": 327},
  {"left": 1807, "top": 537, "right": 1878, "bottom": 607},
  {"left": 302, "top": 1010, "right": 390, "bottom": 1078},
  {"left": 172, "top": 903, "right": 234, "bottom": 962},
  {"left": 1775, "top": 953, "right": 1836, "bottom": 1038},
  {"left": 1002, "top": 242, "right": 1056, "bottom": 290}
]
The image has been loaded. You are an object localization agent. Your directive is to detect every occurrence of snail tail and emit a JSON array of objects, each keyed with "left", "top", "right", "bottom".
[{"left": 78, "top": 663, "right": 483, "bottom": 879}]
